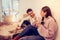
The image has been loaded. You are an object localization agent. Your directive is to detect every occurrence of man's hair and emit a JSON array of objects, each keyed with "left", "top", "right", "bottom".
[
  {"left": 21, "top": 20, "right": 31, "bottom": 28},
  {"left": 26, "top": 8, "right": 32, "bottom": 13}
]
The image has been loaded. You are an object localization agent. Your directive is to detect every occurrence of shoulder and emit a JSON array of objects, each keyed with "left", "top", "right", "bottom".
[{"left": 48, "top": 16, "right": 55, "bottom": 23}]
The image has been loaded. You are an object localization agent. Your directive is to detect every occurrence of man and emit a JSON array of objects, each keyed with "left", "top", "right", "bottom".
[
  {"left": 13, "top": 20, "right": 45, "bottom": 40},
  {"left": 23, "top": 8, "right": 37, "bottom": 25}
]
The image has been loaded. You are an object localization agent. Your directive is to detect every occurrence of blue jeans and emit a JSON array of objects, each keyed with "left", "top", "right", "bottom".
[{"left": 12, "top": 25, "right": 45, "bottom": 40}]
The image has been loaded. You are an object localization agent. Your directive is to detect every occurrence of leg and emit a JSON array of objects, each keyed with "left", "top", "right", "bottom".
[{"left": 19, "top": 36, "right": 45, "bottom": 40}]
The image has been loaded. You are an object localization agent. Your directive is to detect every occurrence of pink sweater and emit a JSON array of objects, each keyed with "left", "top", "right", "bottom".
[{"left": 37, "top": 16, "right": 58, "bottom": 40}]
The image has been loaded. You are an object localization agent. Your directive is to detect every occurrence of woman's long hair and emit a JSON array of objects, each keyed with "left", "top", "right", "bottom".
[{"left": 41, "top": 6, "right": 56, "bottom": 25}]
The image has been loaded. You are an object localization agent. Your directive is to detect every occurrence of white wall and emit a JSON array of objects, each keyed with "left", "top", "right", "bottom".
[{"left": 19, "top": 0, "right": 60, "bottom": 40}]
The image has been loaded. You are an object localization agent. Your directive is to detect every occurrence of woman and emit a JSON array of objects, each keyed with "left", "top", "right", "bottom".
[{"left": 37, "top": 6, "right": 58, "bottom": 40}]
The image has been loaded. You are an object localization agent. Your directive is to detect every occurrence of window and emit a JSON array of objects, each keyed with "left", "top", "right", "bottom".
[{"left": 2, "top": 0, "right": 19, "bottom": 21}]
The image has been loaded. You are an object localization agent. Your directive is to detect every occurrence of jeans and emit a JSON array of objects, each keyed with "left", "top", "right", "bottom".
[{"left": 12, "top": 25, "right": 45, "bottom": 40}]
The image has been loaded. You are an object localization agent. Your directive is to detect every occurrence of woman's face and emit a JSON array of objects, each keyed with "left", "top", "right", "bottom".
[{"left": 41, "top": 10, "right": 46, "bottom": 17}]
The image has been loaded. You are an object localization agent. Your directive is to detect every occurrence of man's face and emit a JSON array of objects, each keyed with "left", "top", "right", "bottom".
[{"left": 28, "top": 11, "right": 35, "bottom": 18}]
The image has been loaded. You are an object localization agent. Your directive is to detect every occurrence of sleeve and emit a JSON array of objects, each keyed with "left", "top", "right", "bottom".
[{"left": 46, "top": 20, "right": 55, "bottom": 38}]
